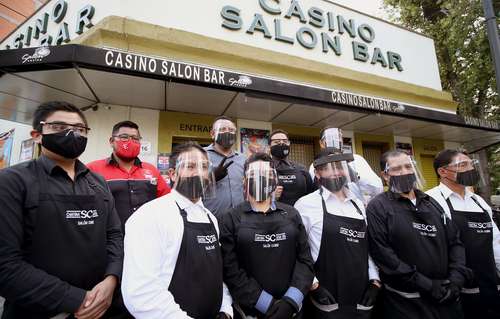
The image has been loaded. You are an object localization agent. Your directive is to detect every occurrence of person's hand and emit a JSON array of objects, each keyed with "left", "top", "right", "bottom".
[
  {"left": 439, "top": 282, "right": 460, "bottom": 304},
  {"left": 310, "top": 285, "right": 336, "bottom": 305},
  {"left": 213, "top": 157, "right": 234, "bottom": 182},
  {"left": 360, "top": 280, "right": 381, "bottom": 307},
  {"left": 274, "top": 186, "right": 284, "bottom": 199},
  {"left": 215, "top": 312, "right": 231, "bottom": 319},
  {"left": 429, "top": 279, "right": 450, "bottom": 301},
  {"left": 265, "top": 298, "right": 297, "bottom": 319},
  {"left": 75, "top": 275, "right": 117, "bottom": 319}
]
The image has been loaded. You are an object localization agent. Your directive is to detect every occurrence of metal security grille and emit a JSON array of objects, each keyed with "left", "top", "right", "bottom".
[
  {"left": 420, "top": 154, "right": 438, "bottom": 191},
  {"left": 289, "top": 136, "right": 315, "bottom": 167}
]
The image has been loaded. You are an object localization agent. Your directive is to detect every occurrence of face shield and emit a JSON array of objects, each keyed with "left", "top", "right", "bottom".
[
  {"left": 173, "top": 150, "right": 216, "bottom": 200},
  {"left": 314, "top": 152, "right": 356, "bottom": 193},
  {"left": 213, "top": 119, "right": 237, "bottom": 149},
  {"left": 443, "top": 157, "right": 483, "bottom": 187},
  {"left": 245, "top": 161, "right": 278, "bottom": 202},
  {"left": 320, "top": 128, "right": 343, "bottom": 151},
  {"left": 384, "top": 155, "right": 425, "bottom": 193}
]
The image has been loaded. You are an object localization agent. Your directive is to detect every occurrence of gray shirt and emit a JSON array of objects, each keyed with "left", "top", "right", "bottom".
[{"left": 204, "top": 144, "right": 246, "bottom": 216}]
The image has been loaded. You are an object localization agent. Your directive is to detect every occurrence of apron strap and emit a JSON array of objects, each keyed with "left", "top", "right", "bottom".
[
  {"left": 174, "top": 201, "right": 219, "bottom": 240},
  {"left": 470, "top": 195, "right": 488, "bottom": 213}
]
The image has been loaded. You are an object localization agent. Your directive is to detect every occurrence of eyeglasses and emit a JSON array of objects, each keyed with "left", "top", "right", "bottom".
[
  {"left": 112, "top": 134, "right": 142, "bottom": 142},
  {"left": 270, "top": 139, "right": 290, "bottom": 145},
  {"left": 444, "top": 159, "right": 478, "bottom": 171},
  {"left": 40, "top": 121, "right": 90, "bottom": 136}
]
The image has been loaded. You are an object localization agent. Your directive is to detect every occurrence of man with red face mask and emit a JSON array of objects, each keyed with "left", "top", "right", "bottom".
[{"left": 87, "top": 121, "right": 170, "bottom": 231}]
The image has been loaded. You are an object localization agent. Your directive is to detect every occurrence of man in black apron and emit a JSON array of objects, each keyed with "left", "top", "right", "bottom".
[
  {"left": 269, "top": 129, "right": 315, "bottom": 206},
  {"left": 295, "top": 149, "right": 381, "bottom": 319},
  {"left": 427, "top": 149, "right": 500, "bottom": 318},
  {"left": 121, "top": 142, "right": 233, "bottom": 318},
  {"left": 366, "top": 150, "right": 471, "bottom": 319},
  {"left": 0, "top": 101, "right": 123, "bottom": 319},
  {"left": 218, "top": 152, "right": 314, "bottom": 319}
]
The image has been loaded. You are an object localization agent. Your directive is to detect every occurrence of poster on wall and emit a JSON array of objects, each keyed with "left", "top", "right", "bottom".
[
  {"left": 157, "top": 153, "right": 171, "bottom": 185},
  {"left": 0, "top": 129, "right": 15, "bottom": 169},
  {"left": 240, "top": 128, "right": 270, "bottom": 158},
  {"left": 396, "top": 142, "right": 414, "bottom": 155},
  {"left": 19, "top": 138, "right": 35, "bottom": 163},
  {"left": 343, "top": 137, "right": 353, "bottom": 153}
]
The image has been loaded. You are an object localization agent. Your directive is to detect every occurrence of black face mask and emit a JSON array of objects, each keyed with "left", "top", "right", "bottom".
[
  {"left": 248, "top": 176, "right": 276, "bottom": 201},
  {"left": 319, "top": 176, "right": 347, "bottom": 193},
  {"left": 42, "top": 130, "right": 87, "bottom": 159},
  {"left": 270, "top": 144, "right": 290, "bottom": 159},
  {"left": 216, "top": 132, "right": 236, "bottom": 149},
  {"left": 175, "top": 176, "right": 206, "bottom": 199},
  {"left": 456, "top": 169, "right": 480, "bottom": 186},
  {"left": 389, "top": 173, "right": 417, "bottom": 194}
]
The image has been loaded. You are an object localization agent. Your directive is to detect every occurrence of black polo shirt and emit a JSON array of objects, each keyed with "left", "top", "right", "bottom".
[{"left": 0, "top": 156, "right": 123, "bottom": 315}]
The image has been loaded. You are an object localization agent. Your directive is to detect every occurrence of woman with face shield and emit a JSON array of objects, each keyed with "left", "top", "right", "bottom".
[
  {"left": 366, "top": 150, "right": 471, "bottom": 319},
  {"left": 427, "top": 150, "right": 500, "bottom": 318},
  {"left": 122, "top": 142, "right": 233, "bottom": 319},
  {"left": 295, "top": 149, "right": 381, "bottom": 319},
  {"left": 218, "top": 153, "right": 314, "bottom": 319}
]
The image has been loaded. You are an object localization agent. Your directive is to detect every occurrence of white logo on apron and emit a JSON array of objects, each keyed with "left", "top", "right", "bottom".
[
  {"left": 255, "top": 232, "right": 287, "bottom": 248},
  {"left": 197, "top": 234, "right": 217, "bottom": 250},
  {"left": 412, "top": 222, "right": 437, "bottom": 237},
  {"left": 339, "top": 227, "right": 365, "bottom": 243},
  {"left": 66, "top": 209, "right": 99, "bottom": 226},
  {"left": 468, "top": 221, "right": 492, "bottom": 233}
]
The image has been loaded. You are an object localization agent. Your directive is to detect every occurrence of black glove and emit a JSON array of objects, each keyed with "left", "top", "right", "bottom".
[
  {"left": 429, "top": 279, "right": 450, "bottom": 301},
  {"left": 311, "top": 286, "right": 336, "bottom": 305},
  {"left": 265, "top": 297, "right": 297, "bottom": 319},
  {"left": 215, "top": 312, "right": 230, "bottom": 319},
  {"left": 213, "top": 157, "right": 234, "bottom": 182},
  {"left": 439, "top": 282, "right": 460, "bottom": 304},
  {"left": 360, "top": 281, "right": 381, "bottom": 307}
]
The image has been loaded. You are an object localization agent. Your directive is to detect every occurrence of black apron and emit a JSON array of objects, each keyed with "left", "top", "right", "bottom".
[
  {"left": 276, "top": 162, "right": 308, "bottom": 206},
  {"left": 168, "top": 203, "right": 223, "bottom": 319},
  {"left": 442, "top": 193, "right": 500, "bottom": 319},
  {"left": 3, "top": 167, "right": 109, "bottom": 319},
  {"left": 235, "top": 209, "right": 299, "bottom": 317},
  {"left": 381, "top": 197, "right": 462, "bottom": 319},
  {"left": 306, "top": 191, "right": 371, "bottom": 319}
]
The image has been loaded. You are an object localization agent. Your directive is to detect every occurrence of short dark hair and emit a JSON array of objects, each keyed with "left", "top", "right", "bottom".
[
  {"left": 32, "top": 101, "right": 87, "bottom": 131},
  {"left": 112, "top": 120, "right": 139, "bottom": 135},
  {"left": 380, "top": 150, "right": 407, "bottom": 171},
  {"left": 169, "top": 141, "right": 207, "bottom": 170},
  {"left": 433, "top": 149, "right": 465, "bottom": 177},
  {"left": 244, "top": 152, "right": 274, "bottom": 172},
  {"left": 212, "top": 115, "right": 235, "bottom": 127},
  {"left": 269, "top": 129, "right": 289, "bottom": 144}
]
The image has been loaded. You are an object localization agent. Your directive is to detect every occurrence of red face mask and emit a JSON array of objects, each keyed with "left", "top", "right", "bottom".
[{"left": 114, "top": 140, "right": 141, "bottom": 161}]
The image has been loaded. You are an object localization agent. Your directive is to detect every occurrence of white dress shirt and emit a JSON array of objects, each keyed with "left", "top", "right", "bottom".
[
  {"left": 294, "top": 187, "right": 380, "bottom": 281},
  {"left": 427, "top": 183, "right": 500, "bottom": 273},
  {"left": 122, "top": 190, "right": 233, "bottom": 319},
  {"left": 309, "top": 154, "right": 383, "bottom": 202}
]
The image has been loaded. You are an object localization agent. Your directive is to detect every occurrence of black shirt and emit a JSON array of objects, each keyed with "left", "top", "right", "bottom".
[
  {"left": 0, "top": 156, "right": 123, "bottom": 314},
  {"left": 273, "top": 158, "right": 316, "bottom": 206},
  {"left": 366, "top": 190, "right": 470, "bottom": 292}
]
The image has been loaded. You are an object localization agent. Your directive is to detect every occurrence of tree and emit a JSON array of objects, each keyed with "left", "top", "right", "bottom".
[{"left": 383, "top": 0, "right": 500, "bottom": 199}]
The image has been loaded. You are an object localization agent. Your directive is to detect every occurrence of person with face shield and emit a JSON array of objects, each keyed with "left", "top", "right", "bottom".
[
  {"left": 0, "top": 101, "right": 123, "bottom": 319},
  {"left": 218, "top": 153, "right": 314, "bottom": 319},
  {"left": 308, "top": 127, "right": 383, "bottom": 203},
  {"left": 294, "top": 149, "right": 381, "bottom": 318},
  {"left": 204, "top": 116, "right": 246, "bottom": 216},
  {"left": 87, "top": 121, "right": 170, "bottom": 232},
  {"left": 366, "top": 150, "right": 471, "bottom": 319},
  {"left": 269, "top": 129, "right": 316, "bottom": 206},
  {"left": 426, "top": 149, "right": 500, "bottom": 318},
  {"left": 121, "top": 142, "right": 233, "bottom": 318}
]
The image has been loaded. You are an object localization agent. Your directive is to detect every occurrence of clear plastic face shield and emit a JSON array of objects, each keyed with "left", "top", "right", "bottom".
[
  {"left": 213, "top": 119, "right": 237, "bottom": 149},
  {"left": 245, "top": 161, "right": 278, "bottom": 202},
  {"left": 384, "top": 153, "right": 425, "bottom": 193},
  {"left": 441, "top": 153, "right": 484, "bottom": 187},
  {"left": 173, "top": 149, "right": 216, "bottom": 200},
  {"left": 320, "top": 128, "right": 343, "bottom": 151},
  {"left": 314, "top": 152, "right": 357, "bottom": 193}
]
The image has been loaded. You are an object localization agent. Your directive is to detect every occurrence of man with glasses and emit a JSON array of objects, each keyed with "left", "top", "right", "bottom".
[
  {"left": 269, "top": 129, "right": 315, "bottom": 206},
  {"left": 366, "top": 150, "right": 470, "bottom": 319},
  {"left": 427, "top": 150, "right": 500, "bottom": 318},
  {"left": 0, "top": 101, "right": 123, "bottom": 318},
  {"left": 88, "top": 121, "right": 170, "bottom": 231}
]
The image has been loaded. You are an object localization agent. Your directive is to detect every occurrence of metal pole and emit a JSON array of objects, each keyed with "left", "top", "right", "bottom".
[{"left": 483, "top": 0, "right": 500, "bottom": 95}]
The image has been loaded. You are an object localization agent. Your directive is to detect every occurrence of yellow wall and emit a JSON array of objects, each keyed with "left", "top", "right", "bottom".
[
  {"left": 354, "top": 133, "right": 395, "bottom": 155},
  {"left": 412, "top": 138, "right": 444, "bottom": 190}
]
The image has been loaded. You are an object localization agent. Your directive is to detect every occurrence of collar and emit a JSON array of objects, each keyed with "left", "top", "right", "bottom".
[
  {"left": 171, "top": 189, "right": 206, "bottom": 211},
  {"left": 321, "top": 186, "right": 355, "bottom": 203},
  {"left": 107, "top": 153, "right": 142, "bottom": 167},
  {"left": 241, "top": 200, "right": 278, "bottom": 213},
  {"left": 206, "top": 143, "right": 238, "bottom": 158},
  {"left": 387, "top": 189, "right": 428, "bottom": 201},
  {"left": 38, "top": 155, "right": 89, "bottom": 177},
  {"left": 438, "top": 182, "right": 474, "bottom": 200},
  {"left": 273, "top": 158, "right": 292, "bottom": 168}
]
